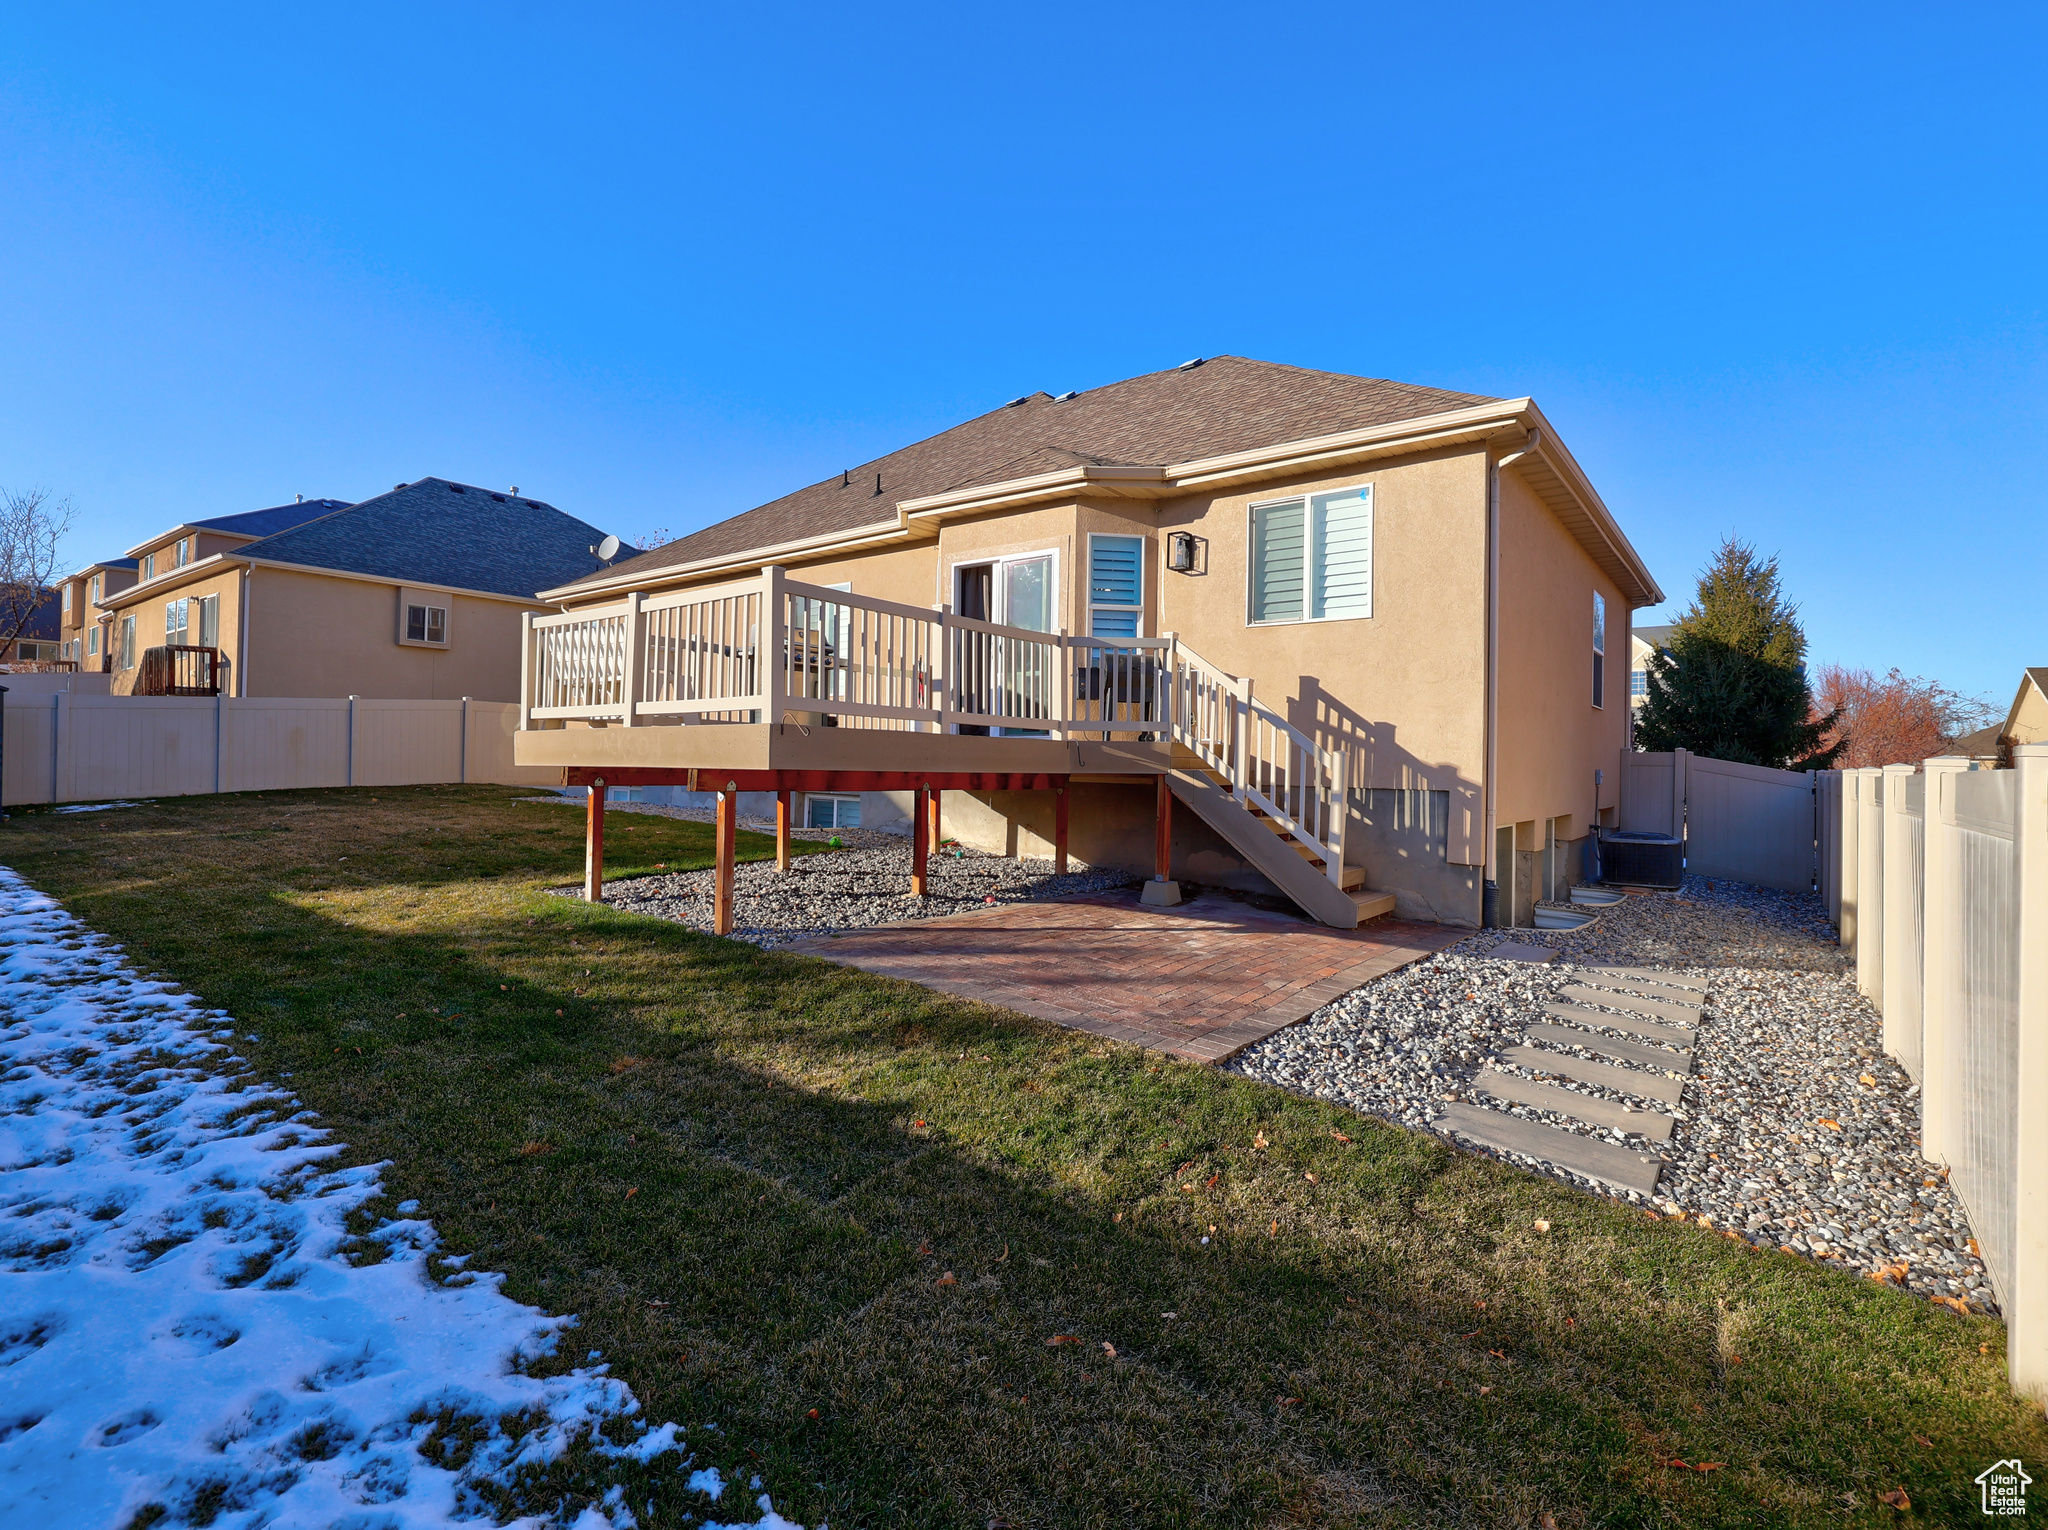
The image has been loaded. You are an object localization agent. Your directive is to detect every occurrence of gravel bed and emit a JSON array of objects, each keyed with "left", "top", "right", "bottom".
[
  {"left": 1226, "top": 874, "right": 1994, "bottom": 1314},
  {"left": 554, "top": 819, "right": 1134, "bottom": 948}
]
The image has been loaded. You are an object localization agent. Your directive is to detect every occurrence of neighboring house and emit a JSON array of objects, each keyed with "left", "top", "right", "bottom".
[
  {"left": 57, "top": 559, "right": 140, "bottom": 670},
  {"left": 99, "top": 480, "right": 632, "bottom": 702},
  {"left": 1629, "top": 623, "right": 1673, "bottom": 708},
  {"left": 0, "top": 588, "right": 64, "bottom": 666},
  {"left": 1950, "top": 666, "right": 2048, "bottom": 764},
  {"left": 515, "top": 356, "right": 1665, "bottom": 930}
]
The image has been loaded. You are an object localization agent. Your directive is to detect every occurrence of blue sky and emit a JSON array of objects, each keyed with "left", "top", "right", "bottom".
[{"left": 3, "top": 3, "right": 2041, "bottom": 700}]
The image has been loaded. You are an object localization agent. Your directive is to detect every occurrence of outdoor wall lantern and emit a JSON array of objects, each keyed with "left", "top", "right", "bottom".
[{"left": 1167, "top": 532, "right": 1198, "bottom": 572}]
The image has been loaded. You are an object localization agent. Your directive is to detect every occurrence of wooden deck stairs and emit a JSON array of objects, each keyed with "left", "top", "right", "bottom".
[{"left": 1165, "top": 744, "right": 1395, "bottom": 930}]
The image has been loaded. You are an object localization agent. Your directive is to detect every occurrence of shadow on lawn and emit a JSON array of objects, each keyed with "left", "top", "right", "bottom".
[
  {"left": 213, "top": 902, "right": 2027, "bottom": 1528},
  {"left": 4, "top": 792, "right": 2036, "bottom": 1529}
]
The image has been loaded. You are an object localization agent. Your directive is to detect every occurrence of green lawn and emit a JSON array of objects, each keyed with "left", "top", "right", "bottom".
[{"left": 5, "top": 786, "right": 2041, "bottom": 1528}]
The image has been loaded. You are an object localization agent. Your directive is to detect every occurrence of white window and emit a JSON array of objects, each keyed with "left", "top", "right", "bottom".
[
  {"left": 119, "top": 615, "right": 135, "bottom": 669},
  {"left": 1088, "top": 534, "right": 1144, "bottom": 638},
  {"left": 61, "top": 584, "right": 71, "bottom": 616},
  {"left": 405, "top": 603, "right": 448, "bottom": 645},
  {"left": 142, "top": 553, "right": 156, "bottom": 580},
  {"left": 87, "top": 626, "right": 99, "bottom": 657},
  {"left": 606, "top": 786, "right": 646, "bottom": 803},
  {"left": 197, "top": 593, "right": 219, "bottom": 648},
  {"left": 89, "top": 574, "right": 101, "bottom": 605},
  {"left": 165, "top": 597, "right": 190, "bottom": 644},
  {"left": 173, "top": 538, "right": 190, "bottom": 568},
  {"left": 804, "top": 794, "right": 861, "bottom": 829},
  {"left": 1592, "top": 592, "right": 1607, "bottom": 709},
  {"left": 1247, "top": 485, "right": 1373, "bottom": 624}
]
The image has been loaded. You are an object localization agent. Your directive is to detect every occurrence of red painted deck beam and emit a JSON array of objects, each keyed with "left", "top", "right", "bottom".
[{"left": 561, "top": 768, "right": 1072, "bottom": 793}]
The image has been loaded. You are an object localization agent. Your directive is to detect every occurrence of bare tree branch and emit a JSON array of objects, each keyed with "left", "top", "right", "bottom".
[{"left": 0, "top": 486, "right": 74, "bottom": 657}]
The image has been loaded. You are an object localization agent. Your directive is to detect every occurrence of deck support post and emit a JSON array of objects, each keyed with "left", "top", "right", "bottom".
[
  {"left": 585, "top": 777, "right": 606, "bottom": 903},
  {"left": 911, "top": 785, "right": 929, "bottom": 897},
  {"left": 714, "top": 788, "right": 738, "bottom": 934},
  {"left": 1143, "top": 774, "right": 1182, "bottom": 906},
  {"left": 776, "top": 788, "right": 792, "bottom": 873},
  {"left": 1054, "top": 784, "right": 1069, "bottom": 874},
  {"left": 927, "top": 787, "right": 942, "bottom": 853}
]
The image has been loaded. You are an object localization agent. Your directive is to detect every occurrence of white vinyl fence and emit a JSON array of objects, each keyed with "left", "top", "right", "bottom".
[
  {"left": 1837, "top": 748, "right": 2048, "bottom": 1403},
  {"left": 0, "top": 694, "right": 554, "bottom": 807},
  {"left": 1617, "top": 747, "right": 1822, "bottom": 891}
]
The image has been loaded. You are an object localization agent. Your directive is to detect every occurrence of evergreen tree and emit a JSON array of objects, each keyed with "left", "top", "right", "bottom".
[{"left": 1635, "top": 538, "right": 1844, "bottom": 769}]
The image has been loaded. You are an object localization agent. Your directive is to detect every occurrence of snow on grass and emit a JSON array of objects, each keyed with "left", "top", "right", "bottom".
[
  {"left": 0, "top": 868, "right": 808, "bottom": 1529},
  {"left": 49, "top": 801, "right": 147, "bottom": 814}
]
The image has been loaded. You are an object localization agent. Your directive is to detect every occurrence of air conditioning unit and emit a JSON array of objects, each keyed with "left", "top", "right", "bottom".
[{"left": 1599, "top": 831, "right": 1683, "bottom": 889}]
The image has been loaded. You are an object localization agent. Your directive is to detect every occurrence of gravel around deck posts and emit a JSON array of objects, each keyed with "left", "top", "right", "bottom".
[
  {"left": 553, "top": 807, "right": 1134, "bottom": 949},
  {"left": 1226, "top": 875, "right": 1995, "bottom": 1315}
]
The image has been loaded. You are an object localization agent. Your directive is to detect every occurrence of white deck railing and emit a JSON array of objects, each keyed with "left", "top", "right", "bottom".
[{"left": 522, "top": 564, "right": 1349, "bottom": 884}]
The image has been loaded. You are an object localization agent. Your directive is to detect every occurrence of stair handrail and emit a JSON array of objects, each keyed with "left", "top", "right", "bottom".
[{"left": 1168, "top": 638, "right": 1351, "bottom": 888}]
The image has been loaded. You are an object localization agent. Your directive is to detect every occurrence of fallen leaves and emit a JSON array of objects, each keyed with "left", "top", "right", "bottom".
[
  {"left": 624, "top": 1187, "right": 638, "bottom": 1199},
  {"left": 1912, "top": 1434, "right": 1933, "bottom": 1448},
  {"left": 1878, "top": 1487, "right": 1911, "bottom": 1510},
  {"left": 1277, "top": 1395, "right": 1300, "bottom": 1408},
  {"left": 806, "top": 1408, "right": 820, "bottom": 1420},
  {"left": 1101, "top": 1342, "right": 1116, "bottom": 1358},
  {"left": 1533, "top": 1218, "right": 1552, "bottom": 1233},
  {"left": 1268, "top": 1220, "right": 1278, "bottom": 1237},
  {"left": 1303, "top": 1172, "right": 1317, "bottom": 1183},
  {"left": 1252, "top": 1131, "right": 1269, "bottom": 1150},
  {"left": 1818, "top": 1118, "right": 1842, "bottom": 1131},
  {"left": 1869, "top": 1261, "right": 1911, "bottom": 1285},
  {"left": 1859, "top": 1072, "right": 1879, "bottom": 1087},
  {"left": 518, "top": 1140, "right": 554, "bottom": 1156},
  {"left": 1659, "top": 1459, "right": 1721, "bottom": 1472},
  {"left": 935, "top": 1271, "right": 957, "bottom": 1287},
  {"left": 1930, "top": 1294, "right": 1972, "bottom": 1316},
  {"left": 1044, "top": 1334, "right": 1081, "bottom": 1347},
  {"left": 1329, "top": 1129, "right": 1352, "bottom": 1143}
]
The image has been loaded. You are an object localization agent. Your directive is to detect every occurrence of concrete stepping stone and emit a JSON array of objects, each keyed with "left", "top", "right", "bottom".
[
  {"left": 1488, "top": 941, "right": 1556, "bottom": 964},
  {"left": 1527, "top": 1022, "right": 1692, "bottom": 1073},
  {"left": 1498, "top": 1044, "right": 1686, "bottom": 1107},
  {"left": 1475, "top": 1070, "right": 1676, "bottom": 1142},
  {"left": 1559, "top": 984, "right": 1702, "bottom": 1025},
  {"left": 1541, "top": 1001, "right": 1695, "bottom": 1047},
  {"left": 1568, "top": 975, "right": 1705, "bottom": 1011},
  {"left": 1439, "top": 1102, "right": 1664, "bottom": 1195},
  {"left": 1582, "top": 965, "right": 1708, "bottom": 993}
]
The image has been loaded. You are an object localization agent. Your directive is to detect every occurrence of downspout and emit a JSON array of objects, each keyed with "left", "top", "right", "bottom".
[
  {"left": 1483, "top": 428, "right": 1539, "bottom": 928},
  {"left": 237, "top": 564, "right": 252, "bottom": 697}
]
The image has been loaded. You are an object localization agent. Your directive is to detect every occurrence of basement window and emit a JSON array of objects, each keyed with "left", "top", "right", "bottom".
[
  {"left": 606, "top": 786, "right": 645, "bottom": 803},
  {"left": 1248, "top": 485, "right": 1373, "bottom": 624},
  {"left": 804, "top": 794, "right": 861, "bottom": 830}
]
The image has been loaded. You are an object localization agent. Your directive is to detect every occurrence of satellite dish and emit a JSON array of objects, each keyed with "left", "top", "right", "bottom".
[{"left": 595, "top": 535, "right": 621, "bottom": 562}]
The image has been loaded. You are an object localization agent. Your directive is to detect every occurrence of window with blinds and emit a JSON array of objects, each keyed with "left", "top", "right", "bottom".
[
  {"left": 1248, "top": 485, "right": 1373, "bottom": 624},
  {"left": 1088, "top": 534, "right": 1144, "bottom": 637}
]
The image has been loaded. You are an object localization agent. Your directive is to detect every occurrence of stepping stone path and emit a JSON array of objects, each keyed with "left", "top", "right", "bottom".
[{"left": 1441, "top": 964, "right": 1710, "bottom": 1197}]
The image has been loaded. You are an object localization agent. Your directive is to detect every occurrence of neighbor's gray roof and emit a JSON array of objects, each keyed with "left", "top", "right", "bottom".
[
  {"left": 195, "top": 500, "right": 353, "bottom": 539},
  {"left": 567, "top": 355, "right": 1497, "bottom": 591},
  {"left": 235, "top": 479, "right": 632, "bottom": 599}
]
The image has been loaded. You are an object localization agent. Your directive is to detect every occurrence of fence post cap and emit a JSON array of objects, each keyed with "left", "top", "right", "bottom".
[
  {"left": 2012, "top": 743, "right": 2048, "bottom": 760},
  {"left": 1880, "top": 761, "right": 1917, "bottom": 775}
]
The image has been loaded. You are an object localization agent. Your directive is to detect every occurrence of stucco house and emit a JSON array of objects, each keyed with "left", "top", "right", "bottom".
[
  {"left": 98, "top": 481, "right": 633, "bottom": 702},
  {"left": 516, "top": 356, "right": 1664, "bottom": 930}
]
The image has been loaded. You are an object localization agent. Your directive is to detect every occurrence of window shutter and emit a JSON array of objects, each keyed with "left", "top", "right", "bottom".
[
  {"left": 1310, "top": 488, "right": 1372, "bottom": 619},
  {"left": 1250, "top": 499, "right": 1305, "bottom": 623}
]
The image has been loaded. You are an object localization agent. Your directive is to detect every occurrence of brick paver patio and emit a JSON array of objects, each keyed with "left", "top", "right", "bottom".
[{"left": 784, "top": 890, "right": 1468, "bottom": 1062}]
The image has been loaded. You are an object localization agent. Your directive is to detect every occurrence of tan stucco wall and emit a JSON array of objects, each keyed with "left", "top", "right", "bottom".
[
  {"left": 109, "top": 565, "right": 537, "bottom": 701},
  {"left": 240, "top": 568, "right": 531, "bottom": 701},
  {"left": 1492, "top": 468, "right": 1629, "bottom": 840}
]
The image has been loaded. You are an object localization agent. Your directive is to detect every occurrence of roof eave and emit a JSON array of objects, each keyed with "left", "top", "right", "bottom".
[{"left": 536, "top": 516, "right": 917, "bottom": 602}]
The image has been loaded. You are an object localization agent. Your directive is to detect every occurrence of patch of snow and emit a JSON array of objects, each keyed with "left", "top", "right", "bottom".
[
  {"left": 0, "top": 867, "right": 810, "bottom": 1529},
  {"left": 50, "top": 800, "right": 147, "bottom": 814}
]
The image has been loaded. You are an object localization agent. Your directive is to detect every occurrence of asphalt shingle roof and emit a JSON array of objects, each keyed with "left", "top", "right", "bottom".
[
  {"left": 576, "top": 355, "right": 1498, "bottom": 590},
  {"left": 195, "top": 500, "right": 353, "bottom": 539},
  {"left": 236, "top": 480, "right": 634, "bottom": 599}
]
